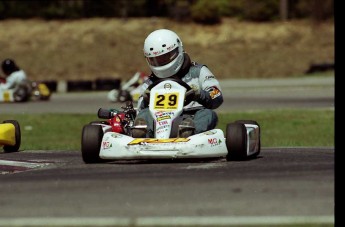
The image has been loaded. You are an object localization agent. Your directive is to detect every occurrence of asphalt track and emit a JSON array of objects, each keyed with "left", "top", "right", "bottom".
[
  {"left": 0, "top": 76, "right": 335, "bottom": 226},
  {"left": 0, "top": 75, "right": 334, "bottom": 114}
]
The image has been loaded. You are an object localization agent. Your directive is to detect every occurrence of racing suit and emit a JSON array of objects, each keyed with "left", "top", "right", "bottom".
[
  {"left": 0, "top": 70, "right": 27, "bottom": 91},
  {"left": 136, "top": 53, "right": 223, "bottom": 137}
]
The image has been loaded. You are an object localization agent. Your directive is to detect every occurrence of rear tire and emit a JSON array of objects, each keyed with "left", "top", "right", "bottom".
[
  {"left": 3, "top": 120, "right": 21, "bottom": 153},
  {"left": 226, "top": 123, "right": 247, "bottom": 161},
  {"left": 81, "top": 124, "right": 103, "bottom": 163},
  {"left": 89, "top": 121, "right": 109, "bottom": 125}
]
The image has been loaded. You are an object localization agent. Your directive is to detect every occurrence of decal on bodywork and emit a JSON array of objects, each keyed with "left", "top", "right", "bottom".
[
  {"left": 128, "top": 138, "right": 190, "bottom": 145},
  {"left": 208, "top": 86, "right": 221, "bottom": 99},
  {"left": 203, "top": 130, "right": 217, "bottom": 135},
  {"left": 208, "top": 138, "right": 222, "bottom": 147},
  {"left": 102, "top": 141, "right": 112, "bottom": 149}
]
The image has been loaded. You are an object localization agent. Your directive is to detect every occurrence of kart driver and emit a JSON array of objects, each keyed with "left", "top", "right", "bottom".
[
  {"left": 0, "top": 58, "right": 28, "bottom": 91},
  {"left": 132, "top": 29, "right": 223, "bottom": 138}
]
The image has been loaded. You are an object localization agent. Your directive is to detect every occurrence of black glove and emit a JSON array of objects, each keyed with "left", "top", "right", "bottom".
[{"left": 185, "top": 87, "right": 201, "bottom": 104}]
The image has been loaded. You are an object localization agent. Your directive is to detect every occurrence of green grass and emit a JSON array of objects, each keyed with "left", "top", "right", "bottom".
[
  {"left": 0, "top": 109, "right": 334, "bottom": 151},
  {"left": 218, "top": 109, "right": 334, "bottom": 148}
]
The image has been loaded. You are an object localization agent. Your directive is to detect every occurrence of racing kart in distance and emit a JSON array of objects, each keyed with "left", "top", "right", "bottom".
[
  {"left": 0, "top": 80, "right": 51, "bottom": 102},
  {"left": 107, "top": 71, "right": 148, "bottom": 103},
  {"left": 0, "top": 120, "right": 21, "bottom": 152},
  {"left": 81, "top": 78, "right": 261, "bottom": 163}
]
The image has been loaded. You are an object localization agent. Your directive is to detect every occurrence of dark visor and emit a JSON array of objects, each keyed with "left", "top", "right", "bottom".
[{"left": 146, "top": 47, "right": 179, "bottom": 67}]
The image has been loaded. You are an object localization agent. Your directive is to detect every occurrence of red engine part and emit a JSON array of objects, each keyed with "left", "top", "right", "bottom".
[{"left": 108, "top": 113, "right": 126, "bottom": 133}]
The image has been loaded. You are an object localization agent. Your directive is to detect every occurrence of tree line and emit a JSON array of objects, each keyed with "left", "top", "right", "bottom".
[{"left": 0, "top": 0, "right": 333, "bottom": 24}]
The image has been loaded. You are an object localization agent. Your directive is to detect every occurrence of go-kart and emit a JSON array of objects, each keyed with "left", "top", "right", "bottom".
[
  {"left": 30, "top": 81, "right": 51, "bottom": 101},
  {"left": 0, "top": 80, "right": 51, "bottom": 102},
  {"left": 0, "top": 120, "right": 21, "bottom": 152},
  {"left": 81, "top": 78, "right": 261, "bottom": 163},
  {"left": 107, "top": 71, "right": 148, "bottom": 103}
]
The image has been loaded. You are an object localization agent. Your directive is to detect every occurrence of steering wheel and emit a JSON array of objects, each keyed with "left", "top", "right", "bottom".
[{"left": 145, "top": 78, "right": 195, "bottom": 106}]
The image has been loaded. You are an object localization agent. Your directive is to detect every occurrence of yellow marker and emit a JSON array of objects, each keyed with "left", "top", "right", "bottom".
[
  {"left": 3, "top": 91, "right": 11, "bottom": 102},
  {"left": 0, "top": 123, "right": 16, "bottom": 146}
]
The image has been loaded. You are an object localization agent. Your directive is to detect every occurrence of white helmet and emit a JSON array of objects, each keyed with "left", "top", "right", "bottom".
[{"left": 143, "top": 29, "right": 184, "bottom": 78}]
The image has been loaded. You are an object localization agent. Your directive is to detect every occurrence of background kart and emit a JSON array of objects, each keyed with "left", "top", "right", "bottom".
[
  {"left": 0, "top": 120, "right": 21, "bottom": 152},
  {"left": 0, "top": 80, "right": 51, "bottom": 102},
  {"left": 107, "top": 71, "right": 148, "bottom": 103},
  {"left": 82, "top": 79, "right": 261, "bottom": 163}
]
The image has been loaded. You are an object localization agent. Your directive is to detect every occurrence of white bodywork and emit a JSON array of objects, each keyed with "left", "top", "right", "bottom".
[{"left": 99, "top": 129, "right": 227, "bottom": 160}]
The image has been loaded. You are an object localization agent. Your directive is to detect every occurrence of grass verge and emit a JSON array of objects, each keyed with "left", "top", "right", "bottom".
[{"left": 0, "top": 108, "right": 334, "bottom": 151}]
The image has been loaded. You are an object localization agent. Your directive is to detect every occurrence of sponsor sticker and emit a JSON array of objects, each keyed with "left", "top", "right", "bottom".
[
  {"left": 204, "top": 75, "right": 215, "bottom": 81},
  {"left": 203, "top": 130, "right": 217, "bottom": 135},
  {"left": 128, "top": 138, "right": 190, "bottom": 145},
  {"left": 102, "top": 141, "right": 112, "bottom": 149},
  {"left": 111, "top": 133, "right": 123, "bottom": 138},
  {"left": 164, "top": 83, "right": 172, "bottom": 90},
  {"left": 209, "top": 87, "right": 221, "bottom": 99},
  {"left": 208, "top": 138, "right": 222, "bottom": 147}
]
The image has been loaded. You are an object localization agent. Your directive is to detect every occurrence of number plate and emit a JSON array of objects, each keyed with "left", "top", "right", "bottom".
[{"left": 153, "top": 93, "right": 179, "bottom": 110}]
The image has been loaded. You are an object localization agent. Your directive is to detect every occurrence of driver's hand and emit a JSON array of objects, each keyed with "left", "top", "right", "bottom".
[
  {"left": 186, "top": 87, "right": 201, "bottom": 102},
  {"left": 192, "top": 87, "right": 201, "bottom": 101}
]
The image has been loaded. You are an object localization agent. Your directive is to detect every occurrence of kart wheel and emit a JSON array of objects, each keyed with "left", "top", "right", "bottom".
[
  {"left": 118, "top": 90, "right": 132, "bottom": 102},
  {"left": 14, "top": 86, "right": 30, "bottom": 102},
  {"left": 235, "top": 120, "right": 261, "bottom": 158},
  {"left": 3, "top": 120, "right": 21, "bottom": 153},
  {"left": 226, "top": 122, "right": 247, "bottom": 161},
  {"left": 81, "top": 124, "right": 103, "bottom": 163}
]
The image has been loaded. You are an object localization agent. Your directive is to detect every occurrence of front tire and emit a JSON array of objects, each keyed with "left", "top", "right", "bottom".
[
  {"left": 3, "top": 120, "right": 21, "bottom": 153},
  {"left": 226, "top": 122, "right": 247, "bottom": 161},
  {"left": 81, "top": 124, "right": 103, "bottom": 163},
  {"left": 235, "top": 120, "right": 261, "bottom": 158}
]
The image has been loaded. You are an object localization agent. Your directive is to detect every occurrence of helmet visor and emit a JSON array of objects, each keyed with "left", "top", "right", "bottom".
[{"left": 146, "top": 47, "right": 179, "bottom": 67}]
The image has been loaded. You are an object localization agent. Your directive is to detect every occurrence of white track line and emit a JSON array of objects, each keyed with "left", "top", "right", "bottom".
[
  {"left": 0, "top": 159, "right": 51, "bottom": 174},
  {"left": 0, "top": 216, "right": 334, "bottom": 227},
  {"left": 0, "top": 160, "right": 45, "bottom": 168}
]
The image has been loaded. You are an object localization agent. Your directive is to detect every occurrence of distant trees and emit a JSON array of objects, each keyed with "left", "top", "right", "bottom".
[{"left": 0, "top": 0, "right": 334, "bottom": 24}]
